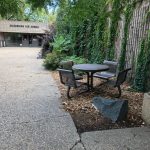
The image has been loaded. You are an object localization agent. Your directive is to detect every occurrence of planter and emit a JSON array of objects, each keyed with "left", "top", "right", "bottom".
[{"left": 142, "top": 92, "right": 150, "bottom": 125}]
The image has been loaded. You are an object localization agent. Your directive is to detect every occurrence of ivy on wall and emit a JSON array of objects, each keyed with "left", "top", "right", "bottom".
[
  {"left": 107, "top": 0, "right": 122, "bottom": 60},
  {"left": 55, "top": 0, "right": 142, "bottom": 64},
  {"left": 133, "top": 33, "right": 150, "bottom": 91},
  {"left": 119, "top": 1, "right": 135, "bottom": 71},
  {"left": 57, "top": 0, "right": 109, "bottom": 63},
  {"left": 54, "top": 0, "right": 150, "bottom": 91},
  {"left": 133, "top": 7, "right": 150, "bottom": 92},
  {"left": 133, "top": 39, "right": 147, "bottom": 91}
]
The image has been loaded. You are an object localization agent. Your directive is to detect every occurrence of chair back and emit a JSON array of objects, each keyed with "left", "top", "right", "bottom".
[
  {"left": 115, "top": 68, "right": 131, "bottom": 87},
  {"left": 57, "top": 69, "right": 77, "bottom": 88},
  {"left": 103, "top": 60, "right": 118, "bottom": 75},
  {"left": 59, "top": 61, "right": 74, "bottom": 70}
]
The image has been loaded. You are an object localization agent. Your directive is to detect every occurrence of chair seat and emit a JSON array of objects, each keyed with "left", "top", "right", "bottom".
[{"left": 93, "top": 71, "right": 116, "bottom": 79}]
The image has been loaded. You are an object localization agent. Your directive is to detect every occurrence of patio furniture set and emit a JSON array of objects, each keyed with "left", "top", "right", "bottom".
[{"left": 57, "top": 60, "right": 131, "bottom": 99}]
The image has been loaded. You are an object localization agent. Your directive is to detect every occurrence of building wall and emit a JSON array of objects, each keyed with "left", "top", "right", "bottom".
[
  {"left": 0, "top": 20, "right": 49, "bottom": 34},
  {"left": 126, "top": 1, "right": 150, "bottom": 74},
  {"left": 115, "top": 0, "right": 150, "bottom": 79},
  {"left": 0, "top": 20, "right": 49, "bottom": 47}
]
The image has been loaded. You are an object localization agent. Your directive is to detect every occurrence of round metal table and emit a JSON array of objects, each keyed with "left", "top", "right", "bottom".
[{"left": 72, "top": 64, "right": 109, "bottom": 90}]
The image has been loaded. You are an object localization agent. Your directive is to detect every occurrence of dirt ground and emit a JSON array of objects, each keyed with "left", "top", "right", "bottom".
[{"left": 51, "top": 71, "right": 145, "bottom": 133}]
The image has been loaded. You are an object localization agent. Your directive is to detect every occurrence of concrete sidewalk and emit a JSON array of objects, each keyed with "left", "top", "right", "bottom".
[
  {"left": 0, "top": 47, "right": 149, "bottom": 150},
  {"left": 80, "top": 127, "right": 150, "bottom": 150},
  {"left": 0, "top": 48, "right": 80, "bottom": 150}
]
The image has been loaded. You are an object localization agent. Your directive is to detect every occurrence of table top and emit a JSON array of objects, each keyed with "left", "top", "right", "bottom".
[{"left": 72, "top": 64, "right": 109, "bottom": 72}]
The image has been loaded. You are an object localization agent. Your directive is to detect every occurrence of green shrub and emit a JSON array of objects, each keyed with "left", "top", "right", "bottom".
[
  {"left": 43, "top": 53, "right": 87, "bottom": 70},
  {"left": 43, "top": 52, "right": 62, "bottom": 70},
  {"left": 133, "top": 39, "right": 146, "bottom": 92},
  {"left": 63, "top": 55, "right": 87, "bottom": 64},
  {"left": 52, "top": 35, "right": 73, "bottom": 54}
]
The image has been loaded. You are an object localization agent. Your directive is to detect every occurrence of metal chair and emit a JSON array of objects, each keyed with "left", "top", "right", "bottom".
[
  {"left": 59, "top": 60, "right": 74, "bottom": 70},
  {"left": 57, "top": 69, "right": 85, "bottom": 98},
  {"left": 59, "top": 61, "right": 83, "bottom": 80},
  {"left": 106, "top": 68, "right": 131, "bottom": 98},
  {"left": 93, "top": 60, "right": 118, "bottom": 80}
]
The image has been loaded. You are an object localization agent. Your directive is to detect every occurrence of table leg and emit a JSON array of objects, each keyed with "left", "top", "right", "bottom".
[
  {"left": 86, "top": 72, "right": 90, "bottom": 90},
  {"left": 90, "top": 72, "right": 94, "bottom": 90},
  {"left": 86, "top": 72, "right": 94, "bottom": 90}
]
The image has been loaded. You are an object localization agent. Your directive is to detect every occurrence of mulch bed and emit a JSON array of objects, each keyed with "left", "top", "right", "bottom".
[{"left": 51, "top": 71, "right": 145, "bottom": 133}]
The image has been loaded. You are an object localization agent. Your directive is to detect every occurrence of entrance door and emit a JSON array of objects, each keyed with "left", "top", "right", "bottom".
[
  {"left": 22, "top": 34, "right": 41, "bottom": 47},
  {"left": 22, "top": 35, "right": 29, "bottom": 47},
  {"left": 29, "top": 35, "right": 32, "bottom": 46}
]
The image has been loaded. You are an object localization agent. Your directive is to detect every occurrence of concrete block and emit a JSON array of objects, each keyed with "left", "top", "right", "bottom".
[
  {"left": 81, "top": 127, "right": 150, "bottom": 150},
  {"left": 142, "top": 92, "right": 150, "bottom": 125},
  {"left": 92, "top": 97, "right": 128, "bottom": 122}
]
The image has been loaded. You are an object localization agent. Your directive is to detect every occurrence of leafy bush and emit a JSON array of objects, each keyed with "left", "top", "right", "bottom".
[
  {"left": 43, "top": 54, "right": 87, "bottom": 70},
  {"left": 52, "top": 35, "right": 73, "bottom": 54},
  {"left": 43, "top": 52, "right": 62, "bottom": 70},
  {"left": 63, "top": 55, "right": 87, "bottom": 64}
]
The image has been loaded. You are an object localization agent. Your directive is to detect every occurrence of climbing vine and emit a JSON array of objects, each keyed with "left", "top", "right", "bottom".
[
  {"left": 133, "top": 6, "right": 150, "bottom": 92},
  {"left": 133, "top": 33, "right": 150, "bottom": 92},
  {"left": 55, "top": 0, "right": 144, "bottom": 64},
  {"left": 133, "top": 39, "right": 147, "bottom": 91},
  {"left": 55, "top": 0, "right": 126, "bottom": 63},
  {"left": 26, "top": 0, "right": 150, "bottom": 92},
  {"left": 107, "top": 0, "right": 123, "bottom": 60},
  {"left": 119, "top": 1, "right": 135, "bottom": 71},
  {"left": 55, "top": 0, "right": 109, "bottom": 63},
  {"left": 52, "top": 0, "right": 150, "bottom": 92}
]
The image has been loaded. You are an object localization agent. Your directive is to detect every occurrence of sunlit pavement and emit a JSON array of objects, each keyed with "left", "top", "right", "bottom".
[{"left": 0, "top": 47, "right": 79, "bottom": 150}]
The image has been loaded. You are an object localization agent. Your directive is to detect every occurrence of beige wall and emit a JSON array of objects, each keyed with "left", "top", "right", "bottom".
[{"left": 0, "top": 20, "right": 49, "bottom": 34}]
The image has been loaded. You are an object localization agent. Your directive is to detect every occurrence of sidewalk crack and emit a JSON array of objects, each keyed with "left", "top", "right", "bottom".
[{"left": 70, "top": 134, "right": 86, "bottom": 150}]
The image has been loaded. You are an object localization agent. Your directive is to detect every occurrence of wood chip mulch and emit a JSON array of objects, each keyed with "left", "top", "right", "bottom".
[{"left": 51, "top": 71, "right": 146, "bottom": 133}]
